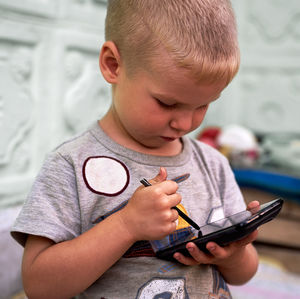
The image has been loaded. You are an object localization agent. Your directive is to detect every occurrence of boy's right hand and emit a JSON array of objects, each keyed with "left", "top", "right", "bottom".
[{"left": 118, "top": 167, "right": 181, "bottom": 242}]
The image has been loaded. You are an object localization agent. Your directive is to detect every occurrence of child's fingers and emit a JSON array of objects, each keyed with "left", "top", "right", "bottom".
[
  {"left": 168, "top": 192, "right": 182, "bottom": 207},
  {"left": 210, "top": 230, "right": 258, "bottom": 258},
  {"left": 206, "top": 242, "right": 229, "bottom": 259},
  {"left": 174, "top": 242, "right": 213, "bottom": 265},
  {"left": 149, "top": 166, "right": 167, "bottom": 184},
  {"left": 161, "top": 221, "right": 177, "bottom": 237},
  {"left": 186, "top": 243, "right": 212, "bottom": 263},
  {"left": 247, "top": 201, "right": 260, "bottom": 214},
  {"left": 173, "top": 252, "right": 199, "bottom": 266},
  {"left": 144, "top": 179, "right": 178, "bottom": 197},
  {"left": 145, "top": 167, "right": 179, "bottom": 195},
  {"left": 160, "top": 207, "right": 179, "bottom": 222},
  {"left": 205, "top": 230, "right": 258, "bottom": 259},
  {"left": 150, "top": 191, "right": 181, "bottom": 212},
  {"left": 162, "top": 180, "right": 179, "bottom": 195}
]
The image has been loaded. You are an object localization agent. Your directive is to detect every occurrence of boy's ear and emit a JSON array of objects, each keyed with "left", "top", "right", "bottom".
[{"left": 99, "top": 41, "right": 121, "bottom": 84}]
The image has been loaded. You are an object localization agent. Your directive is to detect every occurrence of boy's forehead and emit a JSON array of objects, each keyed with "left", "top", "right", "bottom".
[
  {"left": 146, "top": 59, "right": 225, "bottom": 92},
  {"left": 145, "top": 54, "right": 189, "bottom": 85},
  {"left": 146, "top": 49, "right": 224, "bottom": 88},
  {"left": 129, "top": 46, "right": 227, "bottom": 102},
  {"left": 145, "top": 66, "right": 226, "bottom": 104}
]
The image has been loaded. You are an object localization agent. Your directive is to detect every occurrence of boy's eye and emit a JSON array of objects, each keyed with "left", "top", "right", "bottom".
[
  {"left": 155, "top": 98, "right": 176, "bottom": 108},
  {"left": 155, "top": 97, "right": 208, "bottom": 110},
  {"left": 197, "top": 104, "right": 208, "bottom": 110}
]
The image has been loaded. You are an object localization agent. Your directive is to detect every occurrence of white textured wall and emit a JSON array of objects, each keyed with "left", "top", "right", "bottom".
[
  {"left": 0, "top": 0, "right": 110, "bottom": 209},
  {"left": 1, "top": 0, "right": 300, "bottom": 209},
  {"left": 0, "top": 1, "right": 109, "bottom": 296},
  {"left": 203, "top": 0, "right": 300, "bottom": 134}
]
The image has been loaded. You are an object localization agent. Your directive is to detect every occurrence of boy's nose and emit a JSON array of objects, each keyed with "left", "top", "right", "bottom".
[{"left": 169, "top": 110, "right": 194, "bottom": 133}]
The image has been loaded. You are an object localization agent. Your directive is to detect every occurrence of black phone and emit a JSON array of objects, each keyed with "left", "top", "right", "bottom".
[{"left": 156, "top": 198, "right": 283, "bottom": 261}]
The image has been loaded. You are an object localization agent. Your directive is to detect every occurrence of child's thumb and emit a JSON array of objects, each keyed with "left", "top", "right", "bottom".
[{"left": 150, "top": 167, "right": 167, "bottom": 184}]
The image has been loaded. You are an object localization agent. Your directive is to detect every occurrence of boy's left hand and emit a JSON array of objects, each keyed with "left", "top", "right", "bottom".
[{"left": 173, "top": 200, "right": 260, "bottom": 267}]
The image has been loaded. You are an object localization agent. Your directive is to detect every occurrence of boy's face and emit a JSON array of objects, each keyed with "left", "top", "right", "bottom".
[{"left": 105, "top": 55, "right": 226, "bottom": 155}]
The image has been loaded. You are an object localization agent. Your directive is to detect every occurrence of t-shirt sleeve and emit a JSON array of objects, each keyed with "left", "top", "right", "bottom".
[{"left": 11, "top": 152, "right": 81, "bottom": 247}]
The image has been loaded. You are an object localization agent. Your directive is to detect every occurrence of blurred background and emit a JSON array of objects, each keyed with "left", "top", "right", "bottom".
[{"left": 0, "top": 0, "right": 299, "bottom": 298}]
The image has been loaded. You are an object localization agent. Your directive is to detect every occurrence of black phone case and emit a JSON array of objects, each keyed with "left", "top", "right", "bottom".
[{"left": 156, "top": 198, "right": 283, "bottom": 261}]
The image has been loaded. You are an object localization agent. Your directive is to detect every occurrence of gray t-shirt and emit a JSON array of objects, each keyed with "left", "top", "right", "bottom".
[{"left": 11, "top": 122, "right": 245, "bottom": 299}]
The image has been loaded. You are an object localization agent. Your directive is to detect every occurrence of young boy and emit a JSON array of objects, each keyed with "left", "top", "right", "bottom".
[{"left": 11, "top": 0, "right": 259, "bottom": 298}]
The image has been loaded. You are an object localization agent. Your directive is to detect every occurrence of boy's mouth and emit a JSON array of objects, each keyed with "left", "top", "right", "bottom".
[{"left": 161, "top": 136, "right": 177, "bottom": 142}]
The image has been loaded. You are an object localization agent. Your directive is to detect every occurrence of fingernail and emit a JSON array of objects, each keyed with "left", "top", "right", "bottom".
[
  {"left": 187, "top": 246, "right": 194, "bottom": 252},
  {"left": 174, "top": 253, "right": 180, "bottom": 260},
  {"left": 208, "top": 245, "right": 216, "bottom": 251}
]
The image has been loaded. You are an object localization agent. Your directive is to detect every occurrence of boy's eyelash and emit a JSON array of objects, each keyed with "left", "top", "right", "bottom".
[
  {"left": 198, "top": 104, "right": 208, "bottom": 110},
  {"left": 155, "top": 98, "right": 176, "bottom": 108},
  {"left": 155, "top": 97, "right": 208, "bottom": 110}
]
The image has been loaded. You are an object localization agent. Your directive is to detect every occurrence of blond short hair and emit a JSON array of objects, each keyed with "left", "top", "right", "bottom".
[{"left": 105, "top": 0, "right": 240, "bottom": 85}]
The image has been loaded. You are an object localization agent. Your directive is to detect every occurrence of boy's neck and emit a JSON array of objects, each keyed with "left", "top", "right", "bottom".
[{"left": 98, "top": 112, "right": 183, "bottom": 157}]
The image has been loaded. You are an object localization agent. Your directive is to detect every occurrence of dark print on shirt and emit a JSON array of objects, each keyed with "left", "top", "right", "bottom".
[
  {"left": 209, "top": 266, "right": 232, "bottom": 299},
  {"left": 82, "top": 156, "right": 130, "bottom": 196},
  {"left": 158, "top": 264, "right": 177, "bottom": 274},
  {"left": 136, "top": 277, "right": 189, "bottom": 299},
  {"left": 123, "top": 240, "right": 155, "bottom": 258}
]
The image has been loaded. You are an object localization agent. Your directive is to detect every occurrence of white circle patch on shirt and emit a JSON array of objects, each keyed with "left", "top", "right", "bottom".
[{"left": 83, "top": 156, "right": 129, "bottom": 196}]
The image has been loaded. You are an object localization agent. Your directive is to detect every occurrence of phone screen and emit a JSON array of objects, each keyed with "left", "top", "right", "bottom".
[
  {"left": 199, "top": 209, "right": 252, "bottom": 236},
  {"left": 154, "top": 199, "right": 280, "bottom": 252},
  {"left": 154, "top": 209, "right": 253, "bottom": 251},
  {"left": 156, "top": 199, "right": 283, "bottom": 259}
]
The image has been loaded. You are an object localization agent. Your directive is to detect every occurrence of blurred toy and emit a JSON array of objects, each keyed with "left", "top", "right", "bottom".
[
  {"left": 197, "top": 126, "right": 221, "bottom": 149},
  {"left": 198, "top": 125, "right": 259, "bottom": 167}
]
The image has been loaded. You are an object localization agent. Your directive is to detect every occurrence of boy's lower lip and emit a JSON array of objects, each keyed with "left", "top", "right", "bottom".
[{"left": 161, "top": 136, "right": 177, "bottom": 142}]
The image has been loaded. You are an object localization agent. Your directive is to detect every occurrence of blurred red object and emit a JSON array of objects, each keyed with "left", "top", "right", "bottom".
[{"left": 197, "top": 127, "right": 221, "bottom": 149}]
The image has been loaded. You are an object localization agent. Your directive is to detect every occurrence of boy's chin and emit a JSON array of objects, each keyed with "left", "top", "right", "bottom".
[{"left": 135, "top": 138, "right": 182, "bottom": 155}]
